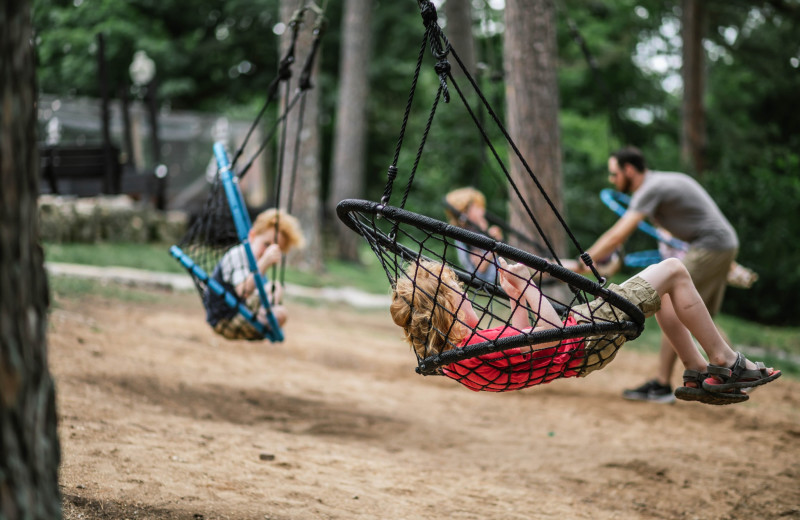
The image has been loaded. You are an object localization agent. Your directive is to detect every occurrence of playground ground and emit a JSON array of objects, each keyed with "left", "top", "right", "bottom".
[{"left": 50, "top": 280, "right": 800, "bottom": 520}]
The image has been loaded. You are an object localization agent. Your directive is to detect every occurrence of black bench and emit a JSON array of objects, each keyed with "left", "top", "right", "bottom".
[{"left": 39, "top": 145, "right": 121, "bottom": 196}]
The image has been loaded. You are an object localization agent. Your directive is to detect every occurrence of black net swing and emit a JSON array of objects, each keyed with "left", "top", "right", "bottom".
[
  {"left": 336, "top": 0, "right": 646, "bottom": 392},
  {"left": 170, "top": 4, "right": 326, "bottom": 342}
]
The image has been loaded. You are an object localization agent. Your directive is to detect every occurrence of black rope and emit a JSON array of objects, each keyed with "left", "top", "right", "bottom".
[
  {"left": 229, "top": 11, "right": 301, "bottom": 172},
  {"left": 387, "top": 0, "right": 606, "bottom": 285},
  {"left": 380, "top": 32, "right": 429, "bottom": 208}
]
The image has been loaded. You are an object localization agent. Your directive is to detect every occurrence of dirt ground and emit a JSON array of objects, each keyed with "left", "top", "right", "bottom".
[{"left": 49, "top": 284, "right": 800, "bottom": 520}]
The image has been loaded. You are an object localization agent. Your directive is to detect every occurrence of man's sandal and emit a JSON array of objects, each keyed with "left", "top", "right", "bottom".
[
  {"left": 674, "top": 369, "right": 749, "bottom": 406},
  {"left": 702, "top": 352, "right": 781, "bottom": 392}
]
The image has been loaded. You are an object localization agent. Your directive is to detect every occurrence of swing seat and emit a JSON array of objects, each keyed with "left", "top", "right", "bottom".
[
  {"left": 170, "top": 245, "right": 277, "bottom": 341},
  {"left": 337, "top": 199, "right": 645, "bottom": 383}
]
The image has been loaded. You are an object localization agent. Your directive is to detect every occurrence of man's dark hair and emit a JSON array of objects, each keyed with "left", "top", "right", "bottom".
[{"left": 612, "top": 146, "right": 647, "bottom": 173}]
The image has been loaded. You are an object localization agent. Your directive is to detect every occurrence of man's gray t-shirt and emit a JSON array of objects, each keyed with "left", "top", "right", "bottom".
[{"left": 628, "top": 171, "right": 738, "bottom": 250}]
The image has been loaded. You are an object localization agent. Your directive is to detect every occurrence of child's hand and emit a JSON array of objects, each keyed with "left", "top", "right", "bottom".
[
  {"left": 497, "top": 258, "right": 530, "bottom": 298},
  {"left": 487, "top": 225, "right": 503, "bottom": 241},
  {"left": 259, "top": 243, "right": 283, "bottom": 271}
]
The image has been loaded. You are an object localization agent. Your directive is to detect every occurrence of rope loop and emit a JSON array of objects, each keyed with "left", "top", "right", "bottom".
[
  {"left": 381, "top": 165, "right": 398, "bottom": 206},
  {"left": 579, "top": 252, "right": 606, "bottom": 285},
  {"left": 434, "top": 58, "right": 451, "bottom": 102}
]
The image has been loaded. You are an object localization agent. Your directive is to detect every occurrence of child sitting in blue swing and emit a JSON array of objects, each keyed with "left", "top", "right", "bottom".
[{"left": 205, "top": 208, "right": 305, "bottom": 340}]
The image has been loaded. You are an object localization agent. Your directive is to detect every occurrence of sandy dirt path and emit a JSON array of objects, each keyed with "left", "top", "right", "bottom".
[{"left": 49, "top": 286, "right": 800, "bottom": 520}]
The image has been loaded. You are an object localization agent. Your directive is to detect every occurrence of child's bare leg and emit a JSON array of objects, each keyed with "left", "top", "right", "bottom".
[
  {"left": 637, "top": 258, "right": 738, "bottom": 368},
  {"left": 653, "top": 293, "right": 708, "bottom": 373}
]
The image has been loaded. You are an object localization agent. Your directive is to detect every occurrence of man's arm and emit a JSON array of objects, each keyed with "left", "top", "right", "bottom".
[{"left": 579, "top": 210, "right": 645, "bottom": 270}]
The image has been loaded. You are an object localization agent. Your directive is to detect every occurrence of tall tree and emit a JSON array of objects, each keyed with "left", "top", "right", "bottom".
[
  {"left": 681, "top": 0, "right": 707, "bottom": 175},
  {"left": 503, "top": 0, "right": 565, "bottom": 257},
  {"left": 1, "top": 1, "right": 62, "bottom": 518},
  {"left": 327, "top": 0, "right": 372, "bottom": 262},
  {"left": 443, "top": 0, "right": 476, "bottom": 76},
  {"left": 278, "top": 0, "right": 324, "bottom": 271}
]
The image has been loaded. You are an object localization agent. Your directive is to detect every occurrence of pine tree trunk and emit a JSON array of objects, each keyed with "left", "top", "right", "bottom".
[
  {"left": 681, "top": 0, "right": 707, "bottom": 176},
  {"left": 279, "top": 0, "right": 324, "bottom": 271},
  {"left": 503, "top": 0, "right": 565, "bottom": 257},
  {"left": 327, "top": 0, "right": 373, "bottom": 262},
  {"left": 444, "top": 0, "right": 476, "bottom": 76},
  {"left": 0, "top": 2, "right": 62, "bottom": 518}
]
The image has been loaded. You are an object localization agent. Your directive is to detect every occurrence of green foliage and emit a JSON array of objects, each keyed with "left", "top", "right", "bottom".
[
  {"left": 700, "top": 3, "right": 800, "bottom": 325},
  {"left": 33, "top": 0, "right": 282, "bottom": 110},
  {"left": 33, "top": 0, "right": 800, "bottom": 324}
]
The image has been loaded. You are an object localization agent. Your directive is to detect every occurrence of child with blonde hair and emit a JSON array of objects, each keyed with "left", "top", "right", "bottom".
[
  {"left": 444, "top": 187, "right": 504, "bottom": 283},
  {"left": 391, "top": 257, "right": 780, "bottom": 402},
  {"left": 205, "top": 208, "right": 305, "bottom": 340}
]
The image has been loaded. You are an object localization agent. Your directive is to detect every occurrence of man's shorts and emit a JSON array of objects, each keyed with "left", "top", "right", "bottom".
[
  {"left": 570, "top": 276, "right": 661, "bottom": 376},
  {"left": 682, "top": 247, "right": 737, "bottom": 317}
]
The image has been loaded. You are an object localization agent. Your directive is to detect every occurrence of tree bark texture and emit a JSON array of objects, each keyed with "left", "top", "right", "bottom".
[
  {"left": 279, "top": 0, "right": 324, "bottom": 271},
  {"left": 1, "top": 1, "right": 62, "bottom": 518},
  {"left": 443, "top": 0, "right": 476, "bottom": 76},
  {"left": 681, "top": 0, "right": 707, "bottom": 176},
  {"left": 502, "top": 0, "right": 566, "bottom": 257},
  {"left": 327, "top": 0, "right": 373, "bottom": 262}
]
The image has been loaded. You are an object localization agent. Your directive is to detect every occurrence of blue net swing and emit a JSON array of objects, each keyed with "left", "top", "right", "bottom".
[
  {"left": 336, "top": 1, "right": 647, "bottom": 391},
  {"left": 170, "top": 4, "right": 326, "bottom": 342}
]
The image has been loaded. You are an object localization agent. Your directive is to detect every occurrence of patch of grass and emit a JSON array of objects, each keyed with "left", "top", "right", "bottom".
[
  {"left": 49, "top": 275, "right": 164, "bottom": 303},
  {"left": 716, "top": 314, "right": 800, "bottom": 355},
  {"left": 45, "top": 242, "right": 183, "bottom": 273},
  {"left": 44, "top": 241, "right": 392, "bottom": 294}
]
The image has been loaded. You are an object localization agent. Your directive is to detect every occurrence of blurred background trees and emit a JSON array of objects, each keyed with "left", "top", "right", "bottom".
[{"left": 32, "top": 0, "right": 800, "bottom": 324}]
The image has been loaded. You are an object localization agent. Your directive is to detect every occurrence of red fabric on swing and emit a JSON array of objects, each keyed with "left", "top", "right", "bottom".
[{"left": 442, "top": 315, "right": 586, "bottom": 392}]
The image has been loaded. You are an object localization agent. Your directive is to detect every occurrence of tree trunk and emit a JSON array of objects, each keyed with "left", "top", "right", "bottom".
[
  {"left": 0, "top": 2, "right": 62, "bottom": 518},
  {"left": 681, "top": 0, "right": 707, "bottom": 176},
  {"left": 327, "top": 0, "right": 373, "bottom": 262},
  {"left": 503, "top": 0, "right": 565, "bottom": 258},
  {"left": 279, "top": 0, "right": 324, "bottom": 271},
  {"left": 444, "top": 0, "right": 476, "bottom": 76}
]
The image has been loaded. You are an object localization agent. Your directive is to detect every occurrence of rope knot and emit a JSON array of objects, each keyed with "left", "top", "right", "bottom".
[
  {"left": 278, "top": 56, "right": 295, "bottom": 80},
  {"left": 419, "top": 1, "right": 438, "bottom": 27},
  {"left": 434, "top": 59, "right": 451, "bottom": 77}
]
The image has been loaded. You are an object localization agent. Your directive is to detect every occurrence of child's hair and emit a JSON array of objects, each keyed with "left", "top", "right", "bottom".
[
  {"left": 390, "top": 260, "right": 471, "bottom": 359},
  {"left": 251, "top": 208, "right": 306, "bottom": 251},
  {"left": 444, "top": 187, "right": 486, "bottom": 226}
]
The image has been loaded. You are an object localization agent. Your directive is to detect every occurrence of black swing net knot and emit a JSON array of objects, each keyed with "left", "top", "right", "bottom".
[
  {"left": 171, "top": 4, "right": 325, "bottom": 342},
  {"left": 336, "top": 0, "right": 645, "bottom": 392}
]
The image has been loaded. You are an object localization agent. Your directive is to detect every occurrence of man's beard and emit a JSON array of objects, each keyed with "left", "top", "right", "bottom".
[{"left": 619, "top": 175, "right": 633, "bottom": 194}]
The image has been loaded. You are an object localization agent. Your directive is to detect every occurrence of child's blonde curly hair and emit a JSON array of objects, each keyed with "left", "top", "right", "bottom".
[
  {"left": 250, "top": 208, "right": 306, "bottom": 252},
  {"left": 390, "top": 260, "right": 471, "bottom": 359},
  {"left": 444, "top": 187, "right": 486, "bottom": 226}
]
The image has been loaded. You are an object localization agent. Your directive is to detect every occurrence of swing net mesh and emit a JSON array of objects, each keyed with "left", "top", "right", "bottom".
[
  {"left": 338, "top": 201, "right": 646, "bottom": 391},
  {"left": 170, "top": 5, "right": 325, "bottom": 342},
  {"left": 173, "top": 176, "right": 273, "bottom": 341},
  {"left": 336, "top": 1, "right": 646, "bottom": 391}
]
